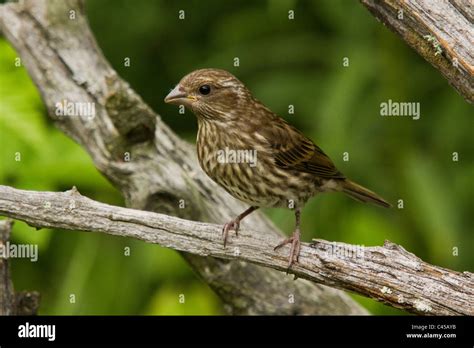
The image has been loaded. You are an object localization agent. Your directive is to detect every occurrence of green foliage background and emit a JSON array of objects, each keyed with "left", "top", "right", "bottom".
[{"left": 0, "top": 0, "right": 472, "bottom": 315}]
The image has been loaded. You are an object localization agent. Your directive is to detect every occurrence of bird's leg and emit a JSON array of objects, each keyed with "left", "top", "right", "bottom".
[
  {"left": 274, "top": 208, "right": 302, "bottom": 267},
  {"left": 222, "top": 206, "right": 258, "bottom": 247}
]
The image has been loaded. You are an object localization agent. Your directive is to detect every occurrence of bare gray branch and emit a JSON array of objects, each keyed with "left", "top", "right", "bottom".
[
  {"left": 0, "top": 219, "right": 40, "bottom": 316},
  {"left": 1, "top": 185, "right": 472, "bottom": 316},
  {"left": 360, "top": 0, "right": 474, "bottom": 103}
]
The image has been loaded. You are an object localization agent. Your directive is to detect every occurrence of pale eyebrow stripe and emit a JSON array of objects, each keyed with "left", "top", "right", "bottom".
[{"left": 219, "top": 79, "right": 238, "bottom": 87}]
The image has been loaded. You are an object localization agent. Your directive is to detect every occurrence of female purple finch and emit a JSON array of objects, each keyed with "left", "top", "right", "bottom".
[{"left": 165, "top": 68, "right": 390, "bottom": 267}]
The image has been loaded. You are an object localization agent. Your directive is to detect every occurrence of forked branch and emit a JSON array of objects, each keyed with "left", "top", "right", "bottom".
[{"left": 0, "top": 0, "right": 367, "bottom": 315}]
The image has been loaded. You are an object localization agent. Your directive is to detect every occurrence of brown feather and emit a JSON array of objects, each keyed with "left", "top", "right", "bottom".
[{"left": 259, "top": 117, "right": 345, "bottom": 179}]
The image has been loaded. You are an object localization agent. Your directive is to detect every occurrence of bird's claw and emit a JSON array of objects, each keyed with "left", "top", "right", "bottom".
[
  {"left": 274, "top": 229, "right": 301, "bottom": 268},
  {"left": 222, "top": 219, "right": 240, "bottom": 248}
]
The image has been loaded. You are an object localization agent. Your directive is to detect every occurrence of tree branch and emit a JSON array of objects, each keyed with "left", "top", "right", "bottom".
[
  {"left": 0, "top": 220, "right": 15, "bottom": 316},
  {"left": 0, "top": 185, "right": 472, "bottom": 316},
  {"left": 360, "top": 0, "right": 474, "bottom": 103},
  {"left": 0, "top": 219, "right": 40, "bottom": 316},
  {"left": 0, "top": 0, "right": 367, "bottom": 314}
]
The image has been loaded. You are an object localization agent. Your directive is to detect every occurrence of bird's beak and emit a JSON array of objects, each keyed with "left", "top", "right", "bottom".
[{"left": 164, "top": 84, "right": 188, "bottom": 105}]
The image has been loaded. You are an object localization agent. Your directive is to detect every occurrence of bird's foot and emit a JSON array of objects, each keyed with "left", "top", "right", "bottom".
[
  {"left": 222, "top": 219, "right": 240, "bottom": 248},
  {"left": 274, "top": 228, "right": 301, "bottom": 268}
]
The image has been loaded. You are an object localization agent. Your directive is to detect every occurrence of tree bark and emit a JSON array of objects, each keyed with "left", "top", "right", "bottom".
[
  {"left": 0, "top": 185, "right": 472, "bottom": 316},
  {"left": 0, "top": 0, "right": 367, "bottom": 315},
  {"left": 360, "top": 0, "right": 473, "bottom": 103},
  {"left": 0, "top": 220, "right": 15, "bottom": 316},
  {"left": 0, "top": 219, "right": 40, "bottom": 316}
]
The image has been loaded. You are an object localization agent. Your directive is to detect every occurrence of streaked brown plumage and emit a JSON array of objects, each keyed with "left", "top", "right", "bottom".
[{"left": 165, "top": 68, "right": 391, "bottom": 267}]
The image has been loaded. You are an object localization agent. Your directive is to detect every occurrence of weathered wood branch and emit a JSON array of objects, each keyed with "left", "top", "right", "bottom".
[
  {"left": 0, "top": 220, "right": 15, "bottom": 316},
  {"left": 0, "top": 0, "right": 367, "bottom": 314},
  {"left": 0, "top": 219, "right": 40, "bottom": 316},
  {"left": 360, "top": 0, "right": 474, "bottom": 103},
  {"left": 0, "top": 185, "right": 472, "bottom": 315}
]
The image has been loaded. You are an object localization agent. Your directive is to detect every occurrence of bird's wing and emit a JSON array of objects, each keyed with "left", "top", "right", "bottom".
[{"left": 259, "top": 118, "right": 345, "bottom": 179}]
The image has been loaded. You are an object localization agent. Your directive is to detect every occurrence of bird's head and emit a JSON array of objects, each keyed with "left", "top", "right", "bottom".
[{"left": 164, "top": 68, "right": 251, "bottom": 121}]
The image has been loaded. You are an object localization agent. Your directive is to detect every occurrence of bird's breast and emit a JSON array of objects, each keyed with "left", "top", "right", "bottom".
[{"left": 196, "top": 121, "right": 319, "bottom": 208}]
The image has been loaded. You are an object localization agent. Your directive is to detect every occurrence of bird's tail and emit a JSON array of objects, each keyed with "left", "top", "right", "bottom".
[{"left": 340, "top": 179, "right": 391, "bottom": 208}]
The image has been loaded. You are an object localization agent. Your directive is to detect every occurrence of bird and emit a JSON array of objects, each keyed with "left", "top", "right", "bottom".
[{"left": 164, "top": 68, "right": 391, "bottom": 267}]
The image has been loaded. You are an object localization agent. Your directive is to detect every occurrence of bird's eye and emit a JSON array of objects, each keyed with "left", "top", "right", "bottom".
[{"left": 198, "top": 84, "right": 211, "bottom": 95}]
